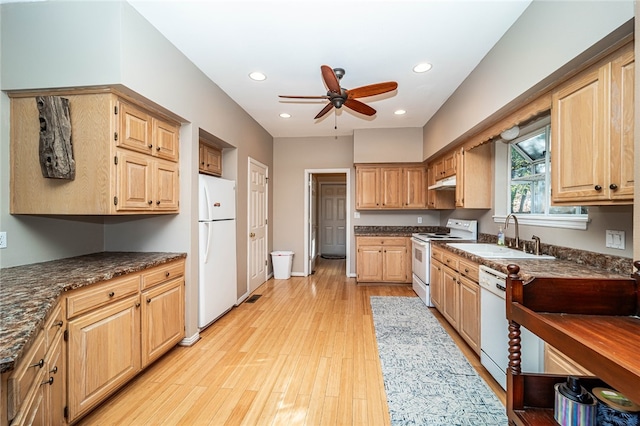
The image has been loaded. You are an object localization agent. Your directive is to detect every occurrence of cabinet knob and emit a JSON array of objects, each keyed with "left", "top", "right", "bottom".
[
  {"left": 50, "top": 366, "right": 58, "bottom": 374},
  {"left": 42, "top": 377, "right": 54, "bottom": 386},
  {"left": 156, "top": 147, "right": 161, "bottom": 151},
  {"left": 135, "top": 302, "right": 141, "bottom": 308},
  {"left": 148, "top": 200, "right": 153, "bottom": 205},
  {"left": 610, "top": 183, "right": 618, "bottom": 190},
  {"left": 108, "top": 291, "right": 115, "bottom": 297},
  {"left": 156, "top": 201, "right": 161, "bottom": 205},
  {"left": 165, "top": 271, "right": 170, "bottom": 277},
  {"left": 594, "top": 185, "right": 602, "bottom": 191},
  {"left": 31, "top": 359, "right": 44, "bottom": 369},
  {"left": 55, "top": 320, "right": 63, "bottom": 328},
  {"left": 147, "top": 298, "right": 152, "bottom": 304},
  {"left": 148, "top": 144, "right": 153, "bottom": 149}
]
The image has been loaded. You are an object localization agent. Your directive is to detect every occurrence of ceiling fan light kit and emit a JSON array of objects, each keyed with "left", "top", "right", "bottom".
[{"left": 279, "top": 65, "right": 398, "bottom": 120}]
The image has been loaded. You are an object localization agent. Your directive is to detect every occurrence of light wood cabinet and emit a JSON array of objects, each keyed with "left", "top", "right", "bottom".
[
  {"left": 551, "top": 41, "right": 634, "bottom": 205},
  {"left": 355, "top": 164, "right": 426, "bottom": 210},
  {"left": 544, "top": 344, "right": 593, "bottom": 376},
  {"left": 199, "top": 141, "right": 222, "bottom": 176},
  {"left": 9, "top": 89, "right": 180, "bottom": 215},
  {"left": 430, "top": 246, "right": 481, "bottom": 354},
  {"left": 426, "top": 143, "right": 492, "bottom": 210},
  {"left": 65, "top": 259, "right": 185, "bottom": 423},
  {"left": 5, "top": 303, "right": 66, "bottom": 426},
  {"left": 356, "top": 236, "right": 411, "bottom": 283}
]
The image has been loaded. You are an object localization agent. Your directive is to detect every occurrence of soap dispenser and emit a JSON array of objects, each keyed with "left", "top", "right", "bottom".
[{"left": 497, "top": 227, "right": 505, "bottom": 246}]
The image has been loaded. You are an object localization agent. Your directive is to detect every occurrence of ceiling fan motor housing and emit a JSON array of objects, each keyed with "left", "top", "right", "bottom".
[{"left": 328, "top": 89, "right": 347, "bottom": 108}]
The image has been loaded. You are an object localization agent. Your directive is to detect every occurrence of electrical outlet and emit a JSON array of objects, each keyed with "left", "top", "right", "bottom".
[
  {"left": 605, "top": 230, "right": 625, "bottom": 250},
  {"left": 417, "top": 217, "right": 423, "bottom": 224},
  {"left": 0, "top": 232, "right": 6, "bottom": 249}
]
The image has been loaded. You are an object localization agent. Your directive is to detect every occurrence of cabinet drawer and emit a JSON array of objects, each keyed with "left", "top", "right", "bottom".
[
  {"left": 442, "top": 252, "right": 459, "bottom": 270},
  {"left": 67, "top": 274, "right": 140, "bottom": 319},
  {"left": 431, "top": 247, "right": 444, "bottom": 263},
  {"left": 141, "top": 259, "right": 185, "bottom": 290},
  {"left": 45, "top": 302, "right": 65, "bottom": 347},
  {"left": 459, "top": 259, "right": 479, "bottom": 282},
  {"left": 7, "top": 330, "right": 46, "bottom": 420},
  {"left": 357, "top": 236, "right": 407, "bottom": 246}
]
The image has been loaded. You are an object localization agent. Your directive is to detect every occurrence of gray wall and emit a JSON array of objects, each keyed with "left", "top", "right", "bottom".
[{"left": 0, "top": 1, "right": 274, "bottom": 340}]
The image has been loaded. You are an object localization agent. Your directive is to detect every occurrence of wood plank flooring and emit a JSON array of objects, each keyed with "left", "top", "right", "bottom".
[{"left": 77, "top": 258, "right": 505, "bottom": 425}]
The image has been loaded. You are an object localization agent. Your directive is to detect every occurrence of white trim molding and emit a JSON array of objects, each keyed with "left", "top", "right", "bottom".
[{"left": 493, "top": 214, "right": 590, "bottom": 230}]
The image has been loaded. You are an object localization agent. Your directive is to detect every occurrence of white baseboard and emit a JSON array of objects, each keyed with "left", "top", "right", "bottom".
[{"left": 179, "top": 332, "right": 200, "bottom": 346}]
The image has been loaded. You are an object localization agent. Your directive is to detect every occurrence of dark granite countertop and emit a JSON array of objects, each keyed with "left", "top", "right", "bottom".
[
  {"left": 0, "top": 251, "right": 186, "bottom": 374},
  {"left": 354, "top": 225, "right": 447, "bottom": 237},
  {"left": 433, "top": 240, "right": 633, "bottom": 280}
]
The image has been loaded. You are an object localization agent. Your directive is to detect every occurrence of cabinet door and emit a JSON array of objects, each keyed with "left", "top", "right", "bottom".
[
  {"left": 442, "top": 268, "right": 459, "bottom": 329},
  {"left": 202, "top": 145, "right": 222, "bottom": 176},
  {"left": 356, "top": 167, "right": 379, "bottom": 209},
  {"left": 609, "top": 44, "right": 634, "bottom": 201},
  {"left": 67, "top": 295, "right": 141, "bottom": 422},
  {"left": 551, "top": 64, "right": 609, "bottom": 203},
  {"left": 153, "top": 160, "right": 179, "bottom": 211},
  {"left": 153, "top": 118, "right": 179, "bottom": 162},
  {"left": 403, "top": 167, "right": 426, "bottom": 209},
  {"left": 442, "top": 152, "right": 456, "bottom": 178},
  {"left": 382, "top": 245, "right": 408, "bottom": 282},
  {"left": 430, "top": 260, "right": 443, "bottom": 310},
  {"left": 116, "top": 150, "right": 153, "bottom": 211},
  {"left": 118, "top": 101, "right": 153, "bottom": 155},
  {"left": 459, "top": 276, "right": 480, "bottom": 355},
  {"left": 379, "top": 167, "right": 402, "bottom": 208},
  {"left": 356, "top": 245, "right": 383, "bottom": 282},
  {"left": 141, "top": 277, "right": 185, "bottom": 368}
]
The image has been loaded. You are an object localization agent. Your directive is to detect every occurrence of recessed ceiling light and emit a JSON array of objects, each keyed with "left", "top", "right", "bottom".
[
  {"left": 249, "top": 71, "right": 266, "bottom": 81},
  {"left": 394, "top": 109, "right": 406, "bottom": 115},
  {"left": 413, "top": 63, "right": 432, "bottom": 73},
  {"left": 279, "top": 113, "right": 291, "bottom": 118}
]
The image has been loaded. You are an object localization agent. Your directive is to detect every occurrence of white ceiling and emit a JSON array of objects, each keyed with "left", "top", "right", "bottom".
[{"left": 128, "top": 0, "right": 532, "bottom": 139}]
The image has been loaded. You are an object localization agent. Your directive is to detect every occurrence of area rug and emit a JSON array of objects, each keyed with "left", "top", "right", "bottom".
[
  {"left": 320, "top": 254, "right": 346, "bottom": 259},
  {"left": 370, "top": 296, "right": 508, "bottom": 426}
]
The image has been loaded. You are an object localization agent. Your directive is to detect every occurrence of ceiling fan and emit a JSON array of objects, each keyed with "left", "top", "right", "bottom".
[{"left": 279, "top": 65, "right": 398, "bottom": 119}]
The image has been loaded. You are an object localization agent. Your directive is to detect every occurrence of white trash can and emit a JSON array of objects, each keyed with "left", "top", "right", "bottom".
[{"left": 271, "top": 251, "right": 294, "bottom": 279}]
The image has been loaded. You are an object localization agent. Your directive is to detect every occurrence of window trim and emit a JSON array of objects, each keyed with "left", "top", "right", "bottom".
[{"left": 492, "top": 214, "right": 589, "bottom": 230}]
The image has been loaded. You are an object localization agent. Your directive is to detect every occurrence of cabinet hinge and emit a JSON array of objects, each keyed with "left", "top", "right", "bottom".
[
  {"left": 64, "top": 330, "right": 68, "bottom": 341},
  {"left": 265, "top": 219, "right": 268, "bottom": 225},
  {"left": 64, "top": 406, "right": 68, "bottom": 419},
  {"left": 114, "top": 132, "right": 118, "bottom": 141},
  {"left": 114, "top": 105, "right": 118, "bottom": 115},
  {"left": 114, "top": 196, "right": 118, "bottom": 206},
  {"left": 114, "top": 156, "right": 118, "bottom": 165},
  {"left": 265, "top": 259, "right": 268, "bottom": 266}
]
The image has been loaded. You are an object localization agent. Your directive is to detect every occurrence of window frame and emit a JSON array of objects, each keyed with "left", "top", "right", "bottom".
[{"left": 492, "top": 116, "right": 589, "bottom": 230}]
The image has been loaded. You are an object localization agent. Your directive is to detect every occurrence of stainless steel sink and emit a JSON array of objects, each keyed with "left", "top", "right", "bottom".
[{"left": 446, "top": 243, "right": 555, "bottom": 260}]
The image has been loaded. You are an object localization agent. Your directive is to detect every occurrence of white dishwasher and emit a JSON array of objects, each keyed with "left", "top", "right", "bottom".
[{"left": 479, "top": 265, "right": 544, "bottom": 390}]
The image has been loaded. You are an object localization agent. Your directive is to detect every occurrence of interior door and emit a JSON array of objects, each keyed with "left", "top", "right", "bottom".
[
  {"left": 248, "top": 158, "right": 268, "bottom": 293},
  {"left": 320, "top": 183, "right": 346, "bottom": 256}
]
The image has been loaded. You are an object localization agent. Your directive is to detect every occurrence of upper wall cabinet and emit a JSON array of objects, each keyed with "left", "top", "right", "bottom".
[
  {"left": 199, "top": 140, "right": 222, "bottom": 176},
  {"left": 551, "top": 41, "right": 634, "bottom": 205},
  {"left": 355, "top": 163, "right": 426, "bottom": 210},
  {"left": 10, "top": 89, "right": 181, "bottom": 215}
]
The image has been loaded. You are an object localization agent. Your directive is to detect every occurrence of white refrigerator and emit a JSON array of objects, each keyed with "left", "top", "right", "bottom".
[{"left": 198, "top": 174, "right": 237, "bottom": 329}]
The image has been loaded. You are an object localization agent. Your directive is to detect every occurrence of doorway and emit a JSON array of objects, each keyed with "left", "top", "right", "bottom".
[{"left": 304, "top": 169, "right": 350, "bottom": 277}]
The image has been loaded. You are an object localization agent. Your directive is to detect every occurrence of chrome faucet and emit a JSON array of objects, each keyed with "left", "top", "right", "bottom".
[
  {"left": 504, "top": 214, "right": 519, "bottom": 248},
  {"left": 532, "top": 235, "right": 541, "bottom": 256}
]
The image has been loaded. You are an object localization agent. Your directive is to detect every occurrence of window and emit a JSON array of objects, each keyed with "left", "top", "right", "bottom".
[{"left": 494, "top": 117, "right": 589, "bottom": 230}]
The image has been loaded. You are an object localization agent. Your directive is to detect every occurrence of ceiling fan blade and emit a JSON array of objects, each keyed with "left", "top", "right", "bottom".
[
  {"left": 344, "top": 99, "right": 376, "bottom": 116},
  {"left": 321, "top": 65, "right": 341, "bottom": 93},
  {"left": 314, "top": 103, "right": 335, "bottom": 119},
  {"left": 347, "top": 82, "right": 398, "bottom": 99},
  {"left": 279, "top": 95, "right": 330, "bottom": 99}
]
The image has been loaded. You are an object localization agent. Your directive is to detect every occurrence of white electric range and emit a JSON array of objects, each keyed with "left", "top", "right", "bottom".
[{"left": 410, "top": 219, "right": 478, "bottom": 306}]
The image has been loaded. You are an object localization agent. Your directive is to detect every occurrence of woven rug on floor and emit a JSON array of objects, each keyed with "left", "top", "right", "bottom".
[{"left": 370, "top": 296, "right": 508, "bottom": 426}]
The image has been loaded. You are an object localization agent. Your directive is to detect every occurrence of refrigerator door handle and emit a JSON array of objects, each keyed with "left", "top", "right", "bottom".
[
  {"left": 203, "top": 182, "right": 211, "bottom": 220},
  {"left": 204, "top": 222, "right": 212, "bottom": 263}
]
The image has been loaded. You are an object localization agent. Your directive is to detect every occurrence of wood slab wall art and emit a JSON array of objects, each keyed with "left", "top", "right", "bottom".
[{"left": 37, "top": 95, "right": 75, "bottom": 180}]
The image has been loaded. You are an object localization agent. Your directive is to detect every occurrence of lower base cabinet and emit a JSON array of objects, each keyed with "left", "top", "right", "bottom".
[
  {"left": 431, "top": 246, "right": 480, "bottom": 355},
  {"left": 356, "top": 237, "right": 411, "bottom": 283}
]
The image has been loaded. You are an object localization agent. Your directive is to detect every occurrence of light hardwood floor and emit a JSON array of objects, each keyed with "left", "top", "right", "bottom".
[{"left": 77, "top": 258, "right": 505, "bottom": 425}]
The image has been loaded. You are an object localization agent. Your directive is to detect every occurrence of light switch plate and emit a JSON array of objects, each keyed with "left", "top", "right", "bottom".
[
  {"left": 0, "top": 232, "right": 6, "bottom": 249},
  {"left": 354, "top": 212, "right": 360, "bottom": 219},
  {"left": 417, "top": 217, "right": 423, "bottom": 224},
  {"left": 605, "top": 230, "right": 625, "bottom": 250}
]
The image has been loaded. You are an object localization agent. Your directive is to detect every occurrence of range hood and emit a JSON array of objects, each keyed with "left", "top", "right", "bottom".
[{"left": 428, "top": 175, "right": 456, "bottom": 190}]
